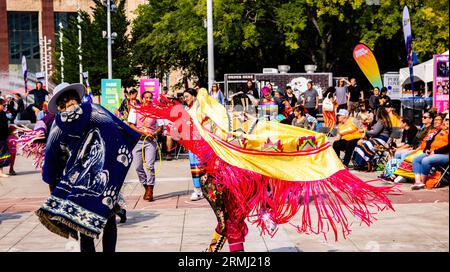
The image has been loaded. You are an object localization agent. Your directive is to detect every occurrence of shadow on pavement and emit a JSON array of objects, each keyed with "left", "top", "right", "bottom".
[
  {"left": 153, "top": 190, "right": 189, "bottom": 201},
  {"left": 12, "top": 170, "right": 41, "bottom": 176},
  {"left": 0, "top": 211, "right": 28, "bottom": 224},
  {"left": 117, "top": 210, "right": 160, "bottom": 228}
]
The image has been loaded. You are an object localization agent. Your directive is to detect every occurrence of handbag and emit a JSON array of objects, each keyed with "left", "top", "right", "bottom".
[{"left": 322, "top": 94, "right": 334, "bottom": 112}]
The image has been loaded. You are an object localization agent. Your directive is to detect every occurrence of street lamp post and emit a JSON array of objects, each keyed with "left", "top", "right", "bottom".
[
  {"left": 207, "top": 0, "right": 214, "bottom": 90},
  {"left": 106, "top": 0, "right": 113, "bottom": 79}
]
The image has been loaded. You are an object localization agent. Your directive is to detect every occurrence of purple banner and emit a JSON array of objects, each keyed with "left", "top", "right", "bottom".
[
  {"left": 433, "top": 54, "right": 449, "bottom": 112},
  {"left": 140, "top": 78, "right": 160, "bottom": 102}
]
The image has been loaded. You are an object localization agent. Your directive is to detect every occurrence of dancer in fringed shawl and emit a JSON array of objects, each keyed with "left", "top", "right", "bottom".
[
  {"left": 140, "top": 88, "right": 396, "bottom": 252},
  {"left": 15, "top": 111, "right": 55, "bottom": 169},
  {"left": 6, "top": 125, "right": 18, "bottom": 175},
  {"left": 0, "top": 99, "right": 11, "bottom": 178},
  {"left": 183, "top": 89, "right": 205, "bottom": 201},
  {"left": 35, "top": 83, "right": 140, "bottom": 252}
]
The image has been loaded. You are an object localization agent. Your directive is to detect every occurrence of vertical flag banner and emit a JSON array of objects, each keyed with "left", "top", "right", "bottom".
[
  {"left": 433, "top": 54, "right": 449, "bottom": 112},
  {"left": 402, "top": 6, "right": 414, "bottom": 92},
  {"left": 353, "top": 44, "right": 383, "bottom": 89},
  {"left": 140, "top": 78, "right": 160, "bottom": 102},
  {"left": 101, "top": 79, "right": 121, "bottom": 114},
  {"left": 21, "top": 55, "right": 28, "bottom": 107},
  {"left": 21, "top": 55, "right": 27, "bottom": 92}
]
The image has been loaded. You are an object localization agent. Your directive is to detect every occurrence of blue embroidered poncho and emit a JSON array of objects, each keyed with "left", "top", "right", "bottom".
[{"left": 36, "top": 103, "right": 140, "bottom": 239}]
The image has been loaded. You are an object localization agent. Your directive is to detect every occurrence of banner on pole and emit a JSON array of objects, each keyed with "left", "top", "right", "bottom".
[
  {"left": 101, "top": 79, "right": 121, "bottom": 114},
  {"left": 353, "top": 44, "right": 383, "bottom": 89},
  {"left": 433, "top": 54, "right": 449, "bottom": 112},
  {"left": 402, "top": 6, "right": 415, "bottom": 91},
  {"left": 21, "top": 55, "right": 27, "bottom": 91},
  {"left": 140, "top": 78, "right": 160, "bottom": 102}
]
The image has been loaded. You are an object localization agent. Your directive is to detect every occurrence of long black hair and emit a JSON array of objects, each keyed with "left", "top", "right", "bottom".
[{"left": 183, "top": 88, "right": 197, "bottom": 97}]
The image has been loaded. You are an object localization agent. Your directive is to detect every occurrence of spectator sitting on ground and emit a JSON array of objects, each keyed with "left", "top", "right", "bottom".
[
  {"left": 332, "top": 109, "right": 364, "bottom": 168},
  {"left": 291, "top": 105, "right": 309, "bottom": 129}
]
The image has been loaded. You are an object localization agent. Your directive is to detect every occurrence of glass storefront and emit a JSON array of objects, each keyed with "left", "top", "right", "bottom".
[{"left": 8, "top": 12, "right": 40, "bottom": 71}]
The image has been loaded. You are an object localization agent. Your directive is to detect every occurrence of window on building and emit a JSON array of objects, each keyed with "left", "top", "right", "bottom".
[{"left": 8, "top": 12, "right": 40, "bottom": 65}]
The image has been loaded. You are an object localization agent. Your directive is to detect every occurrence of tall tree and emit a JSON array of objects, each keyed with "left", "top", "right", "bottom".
[
  {"left": 52, "top": 0, "right": 137, "bottom": 95},
  {"left": 131, "top": 0, "right": 448, "bottom": 87}
]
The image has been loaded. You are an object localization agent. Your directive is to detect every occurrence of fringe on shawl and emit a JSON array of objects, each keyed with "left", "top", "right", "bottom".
[
  {"left": 137, "top": 102, "right": 398, "bottom": 241},
  {"left": 16, "top": 128, "right": 46, "bottom": 169},
  {"left": 36, "top": 209, "right": 99, "bottom": 240}
]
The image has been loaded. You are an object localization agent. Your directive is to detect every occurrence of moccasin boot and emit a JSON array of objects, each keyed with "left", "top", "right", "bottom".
[
  {"left": 147, "top": 185, "right": 154, "bottom": 202},
  {"left": 143, "top": 185, "right": 150, "bottom": 200}
]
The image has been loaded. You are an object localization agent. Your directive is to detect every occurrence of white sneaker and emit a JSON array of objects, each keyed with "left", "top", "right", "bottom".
[
  {"left": 190, "top": 188, "right": 204, "bottom": 201},
  {"left": 394, "top": 176, "right": 407, "bottom": 183},
  {"left": 410, "top": 183, "right": 425, "bottom": 190}
]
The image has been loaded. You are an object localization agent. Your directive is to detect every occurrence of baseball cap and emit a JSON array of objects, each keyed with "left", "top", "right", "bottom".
[{"left": 337, "top": 109, "right": 349, "bottom": 117}]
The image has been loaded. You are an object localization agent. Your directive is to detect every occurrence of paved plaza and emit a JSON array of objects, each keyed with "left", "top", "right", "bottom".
[{"left": 0, "top": 155, "right": 448, "bottom": 252}]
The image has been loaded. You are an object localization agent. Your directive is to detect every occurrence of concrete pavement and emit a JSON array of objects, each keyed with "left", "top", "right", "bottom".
[{"left": 0, "top": 155, "right": 448, "bottom": 252}]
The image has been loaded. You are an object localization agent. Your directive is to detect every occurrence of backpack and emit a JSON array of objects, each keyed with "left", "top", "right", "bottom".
[{"left": 322, "top": 94, "right": 334, "bottom": 112}]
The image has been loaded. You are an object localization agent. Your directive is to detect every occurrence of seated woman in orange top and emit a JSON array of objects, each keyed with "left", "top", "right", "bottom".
[{"left": 410, "top": 113, "right": 449, "bottom": 190}]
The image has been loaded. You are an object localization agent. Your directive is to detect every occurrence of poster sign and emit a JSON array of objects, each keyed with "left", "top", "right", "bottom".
[
  {"left": 433, "top": 54, "right": 449, "bottom": 112},
  {"left": 101, "top": 79, "right": 121, "bottom": 113},
  {"left": 140, "top": 78, "right": 160, "bottom": 102},
  {"left": 353, "top": 44, "right": 383, "bottom": 89},
  {"left": 383, "top": 72, "right": 401, "bottom": 99}
]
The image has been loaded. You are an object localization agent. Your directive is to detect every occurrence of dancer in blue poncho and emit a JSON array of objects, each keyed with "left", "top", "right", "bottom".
[{"left": 36, "top": 82, "right": 140, "bottom": 252}]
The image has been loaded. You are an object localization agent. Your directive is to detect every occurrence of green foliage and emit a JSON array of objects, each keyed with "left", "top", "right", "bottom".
[
  {"left": 55, "top": 0, "right": 448, "bottom": 90},
  {"left": 52, "top": 0, "right": 137, "bottom": 95}
]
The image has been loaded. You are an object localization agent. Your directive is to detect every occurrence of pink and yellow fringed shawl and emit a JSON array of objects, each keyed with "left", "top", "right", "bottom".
[{"left": 143, "top": 89, "right": 396, "bottom": 241}]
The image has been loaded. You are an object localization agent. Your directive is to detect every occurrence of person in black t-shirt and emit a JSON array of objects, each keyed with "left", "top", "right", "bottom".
[
  {"left": 344, "top": 78, "right": 364, "bottom": 117},
  {"left": 27, "top": 81, "right": 49, "bottom": 118},
  {"left": 379, "top": 87, "right": 391, "bottom": 108},
  {"left": 393, "top": 117, "right": 418, "bottom": 158}
]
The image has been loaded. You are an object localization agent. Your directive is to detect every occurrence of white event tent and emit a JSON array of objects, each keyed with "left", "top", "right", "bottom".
[{"left": 399, "top": 50, "right": 449, "bottom": 87}]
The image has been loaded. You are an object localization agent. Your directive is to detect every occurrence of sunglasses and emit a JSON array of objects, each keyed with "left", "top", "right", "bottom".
[{"left": 422, "top": 116, "right": 431, "bottom": 119}]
